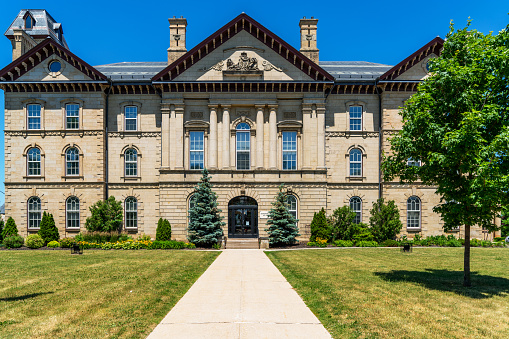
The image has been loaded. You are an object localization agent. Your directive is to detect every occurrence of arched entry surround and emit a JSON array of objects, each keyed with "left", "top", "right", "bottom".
[{"left": 228, "top": 196, "right": 258, "bottom": 238}]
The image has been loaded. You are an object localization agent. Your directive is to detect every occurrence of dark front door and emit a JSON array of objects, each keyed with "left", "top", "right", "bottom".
[{"left": 228, "top": 196, "right": 258, "bottom": 238}]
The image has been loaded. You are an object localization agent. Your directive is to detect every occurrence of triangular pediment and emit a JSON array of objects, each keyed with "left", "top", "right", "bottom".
[
  {"left": 153, "top": 13, "right": 334, "bottom": 82},
  {"left": 0, "top": 38, "right": 106, "bottom": 82},
  {"left": 380, "top": 37, "right": 444, "bottom": 81}
]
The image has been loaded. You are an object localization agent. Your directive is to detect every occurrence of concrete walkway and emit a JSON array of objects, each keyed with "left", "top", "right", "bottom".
[{"left": 147, "top": 249, "right": 332, "bottom": 339}]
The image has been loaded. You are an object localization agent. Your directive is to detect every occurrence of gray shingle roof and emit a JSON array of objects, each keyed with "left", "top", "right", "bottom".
[
  {"left": 95, "top": 61, "right": 393, "bottom": 82},
  {"left": 94, "top": 62, "right": 167, "bottom": 81},
  {"left": 4, "top": 9, "right": 68, "bottom": 48},
  {"left": 319, "top": 61, "right": 392, "bottom": 81}
]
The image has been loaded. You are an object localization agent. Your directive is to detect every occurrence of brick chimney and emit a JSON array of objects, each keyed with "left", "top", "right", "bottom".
[
  {"left": 167, "top": 16, "right": 187, "bottom": 65},
  {"left": 299, "top": 17, "right": 319, "bottom": 64}
]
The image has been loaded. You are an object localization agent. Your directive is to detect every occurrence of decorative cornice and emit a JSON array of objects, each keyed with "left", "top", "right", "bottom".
[
  {"left": 5, "top": 130, "right": 104, "bottom": 137},
  {"left": 326, "top": 131, "right": 379, "bottom": 138},
  {"left": 108, "top": 131, "right": 161, "bottom": 138}
]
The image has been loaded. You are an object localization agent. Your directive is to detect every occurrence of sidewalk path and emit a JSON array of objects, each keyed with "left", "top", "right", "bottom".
[{"left": 147, "top": 249, "right": 332, "bottom": 339}]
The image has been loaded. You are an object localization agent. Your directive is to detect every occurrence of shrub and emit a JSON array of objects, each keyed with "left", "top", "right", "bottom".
[
  {"left": 2, "top": 217, "right": 19, "bottom": 240},
  {"left": 25, "top": 234, "right": 45, "bottom": 249},
  {"left": 59, "top": 237, "right": 76, "bottom": 248},
  {"left": 151, "top": 240, "right": 186, "bottom": 249},
  {"left": 47, "top": 240, "right": 60, "bottom": 248},
  {"left": 480, "top": 240, "right": 493, "bottom": 248},
  {"left": 380, "top": 239, "right": 399, "bottom": 247},
  {"left": 446, "top": 239, "right": 462, "bottom": 247},
  {"left": 369, "top": 198, "right": 403, "bottom": 242},
  {"left": 79, "top": 231, "right": 130, "bottom": 243},
  {"left": 4, "top": 235, "right": 24, "bottom": 248},
  {"left": 156, "top": 218, "right": 172, "bottom": 241},
  {"left": 351, "top": 223, "right": 375, "bottom": 242},
  {"left": 0, "top": 219, "right": 4, "bottom": 243},
  {"left": 309, "top": 208, "right": 330, "bottom": 242},
  {"left": 38, "top": 212, "right": 59, "bottom": 245},
  {"left": 334, "top": 240, "right": 354, "bottom": 247},
  {"left": 306, "top": 237, "right": 328, "bottom": 247},
  {"left": 85, "top": 196, "right": 123, "bottom": 232},
  {"left": 470, "top": 238, "right": 481, "bottom": 247},
  {"left": 184, "top": 242, "right": 196, "bottom": 249},
  {"left": 356, "top": 240, "right": 379, "bottom": 247},
  {"left": 328, "top": 206, "right": 356, "bottom": 241}
]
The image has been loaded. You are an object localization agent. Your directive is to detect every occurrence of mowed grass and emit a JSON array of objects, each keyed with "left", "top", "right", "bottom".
[
  {"left": 0, "top": 250, "right": 219, "bottom": 338},
  {"left": 266, "top": 248, "right": 509, "bottom": 339}
]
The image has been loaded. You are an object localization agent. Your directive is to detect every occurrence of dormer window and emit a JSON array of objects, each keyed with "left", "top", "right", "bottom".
[{"left": 24, "top": 13, "right": 35, "bottom": 29}]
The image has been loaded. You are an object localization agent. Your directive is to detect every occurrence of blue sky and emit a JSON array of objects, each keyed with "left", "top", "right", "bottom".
[{"left": 0, "top": 0, "right": 507, "bottom": 205}]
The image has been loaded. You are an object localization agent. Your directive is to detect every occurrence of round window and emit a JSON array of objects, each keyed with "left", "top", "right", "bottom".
[{"left": 49, "top": 61, "right": 62, "bottom": 73}]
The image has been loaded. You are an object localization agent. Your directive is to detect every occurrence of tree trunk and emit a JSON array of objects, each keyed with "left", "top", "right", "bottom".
[{"left": 464, "top": 224, "right": 471, "bottom": 287}]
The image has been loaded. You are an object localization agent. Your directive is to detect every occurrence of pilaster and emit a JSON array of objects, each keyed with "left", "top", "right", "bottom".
[{"left": 268, "top": 105, "right": 278, "bottom": 170}]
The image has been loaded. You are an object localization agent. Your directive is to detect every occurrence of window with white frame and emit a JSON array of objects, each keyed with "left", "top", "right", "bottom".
[
  {"left": 66, "top": 104, "right": 80, "bottom": 129},
  {"left": 27, "top": 148, "right": 41, "bottom": 176},
  {"left": 125, "top": 106, "right": 138, "bottom": 131},
  {"left": 27, "top": 104, "right": 41, "bottom": 130},
  {"left": 236, "top": 123, "right": 250, "bottom": 170},
  {"left": 125, "top": 197, "right": 138, "bottom": 229},
  {"left": 349, "top": 149, "right": 362, "bottom": 177},
  {"left": 190, "top": 131, "right": 204, "bottom": 170},
  {"left": 407, "top": 196, "right": 421, "bottom": 229},
  {"left": 66, "top": 147, "right": 80, "bottom": 176},
  {"left": 407, "top": 158, "right": 421, "bottom": 166},
  {"left": 282, "top": 132, "right": 297, "bottom": 170},
  {"left": 286, "top": 195, "right": 298, "bottom": 224},
  {"left": 349, "top": 106, "right": 362, "bottom": 131},
  {"left": 66, "top": 196, "right": 80, "bottom": 229},
  {"left": 28, "top": 196, "right": 41, "bottom": 229},
  {"left": 124, "top": 148, "right": 138, "bottom": 176},
  {"left": 350, "top": 196, "right": 362, "bottom": 224}
]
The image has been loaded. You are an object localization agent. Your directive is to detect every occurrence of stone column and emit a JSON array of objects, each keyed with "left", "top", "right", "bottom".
[
  {"left": 222, "top": 105, "right": 231, "bottom": 169},
  {"left": 208, "top": 105, "right": 218, "bottom": 169},
  {"left": 256, "top": 105, "right": 265, "bottom": 169},
  {"left": 268, "top": 105, "right": 278, "bottom": 170},
  {"left": 174, "top": 104, "right": 185, "bottom": 170},
  {"left": 317, "top": 104, "right": 326, "bottom": 169},
  {"left": 302, "top": 103, "right": 312, "bottom": 169},
  {"left": 161, "top": 103, "right": 170, "bottom": 168}
]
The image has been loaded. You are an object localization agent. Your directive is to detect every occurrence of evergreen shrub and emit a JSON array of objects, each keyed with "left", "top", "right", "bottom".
[
  {"left": 356, "top": 240, "right": 379, "bottom": 247},
  {"left": 156, "top": 218, "right": 172, "bottom": 241},
  {"left": 265, "top": 184, "right": 300, "bottom": 246},
  {"left": 0, "top": 219, "right": 4, "bottom": 243},
  {"left": 85, "top": 196, "right": 123, "bottom": 232},
  {"left": 4, "top": 235, "right": 24, "bottom": 248},
  {"left": 59, "top": 237, "right": 76, "bottom": 248},
  {"left": 38, "top": 212, "right": 59, "bottom": 244},
  {"left": 2, "top": 217, "right": 19, "bottom": 240},
  {"left": 47, "top": 241, "right": 60, "bottom": 248},
  {"left": 369, "top": 198, "right": 403, "bottom": 242},
  {"left": 334, "top": 240, "right": 354, "bottom": 247},
  {"left": 328, "top": 206, "right": 356, "bottom": 241},
  {"left": 380, "top": 239, "right": 399, "bottom": 247},
  {"left": 309, "top": 208, "right": 329, "bottom": 242},
  {"left": 25, "top": 234, "right": 45, "bottom": 249}
]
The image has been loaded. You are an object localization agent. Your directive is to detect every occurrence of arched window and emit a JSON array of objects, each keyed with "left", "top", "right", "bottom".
[
  {"left": 350, "top": 196, "right": 362, "bottom": 224},
  {"left": 189, "top": 194, "right": 196, "bottom": 211},
  {"left": 25, "top": 14, "right": 34, "bottom": 29},
  {"left": 66, "top": 147, "right": 80, "bottom": 176},
  {"left": 286, "top": 195, "right": 298, "bottom": 223},
  {"left": 349, "top": 149, "right": 362, "bottom": 177},
  {"left": 66, "top": 196, "right": 80, "bottom": 229},
  {"left": 125, "top": 197, "right": 137, "bottom": 229},
  {"left": 27, "top": 196, "right": 41, "bottom": 229},
  {"left": 236, "top": 123, "right": 250, "bottom": 170},
  {"left": 27, "top": 148, "right": 41, "bottom": 176},
  {"left": 407, "top": 196, "right": 421, "bottom": 229},
  {"left": 124, "top": 148, "right": 137, "bottom": 177}
]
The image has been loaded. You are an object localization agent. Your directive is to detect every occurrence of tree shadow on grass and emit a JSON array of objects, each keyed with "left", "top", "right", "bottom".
[
  {"left": 374, "top": 269, "right": 509, "bottom": 299},
  {"left": 0, "top": 291, "right": 54, "bottom": 302}
]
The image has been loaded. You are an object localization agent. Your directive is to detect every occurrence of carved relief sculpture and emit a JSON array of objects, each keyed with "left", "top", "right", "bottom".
[{"left": 226, "top": 52, "right": 259, "bottom": 71}]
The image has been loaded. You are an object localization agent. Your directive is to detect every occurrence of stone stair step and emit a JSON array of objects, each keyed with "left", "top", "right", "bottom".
[{"left": 226, "top": 238, "right": 259, "bottom": 249}]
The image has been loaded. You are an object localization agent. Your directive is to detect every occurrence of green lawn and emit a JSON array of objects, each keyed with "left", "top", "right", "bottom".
[
  {"left": 266, "top": 248, "right": 509, "bottom": 339},
  {"left": 0, "top": 250, "right": 219, "bottom": 338}
]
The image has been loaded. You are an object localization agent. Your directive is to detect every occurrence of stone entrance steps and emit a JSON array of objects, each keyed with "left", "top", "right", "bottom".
[{"left": 226, "top": 238, "right": 259, "bottom": 249}]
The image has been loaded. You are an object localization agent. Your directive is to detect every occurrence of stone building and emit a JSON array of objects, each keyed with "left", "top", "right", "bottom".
[{"left": 0, "top": 10, "right": 497, "bottom": 242}]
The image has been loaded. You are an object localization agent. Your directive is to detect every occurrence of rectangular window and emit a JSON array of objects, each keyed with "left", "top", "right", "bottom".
[
  {"left": 236, "top": 131, "right": 250, "bottom": 170},
  {"left": 27, "top": 104, "right": 41, "bottom": 130},
  {"left": 282, "top": 132, "right": 297, "bottom": 170},
  {"left": 66, "top": 104, "right": 80, "bottom": 129},
  {"left": 125, "top": 106, "right": 137, "bottom": 131},
  {"left": 349, "top": 106, "right": 362, "bottom": 131},
  {"left": 190, "top": 131, "right": 204, "bottom": 170}
]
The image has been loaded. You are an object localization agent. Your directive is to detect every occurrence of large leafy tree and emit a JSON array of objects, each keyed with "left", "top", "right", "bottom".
[
  {"left": 382, "top": 21, "right": 509, "bottom": 286},
  {"left": 85, "top": 196, "right": 123, "bottom": 232},
  {"left": 265, "top": 185, "right": 300, "bottom": 246},
  {"left": 187, "top": 168, "right": 224, "bottom": 247}
]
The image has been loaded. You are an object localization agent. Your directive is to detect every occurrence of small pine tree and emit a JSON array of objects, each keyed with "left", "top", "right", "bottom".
[
  {"left": 310, "top": 208, "right": 330, "bottom": 242},
  {"left": 156, "top": 218, "right": 172, "bottom": 241},
  {"left": 369, "top": 198, "right": 403, "bottom": 242},
  {"left": 38, "top": 212, "right": 60, "bottom": 245},
  {"left": 2, "top": 217, "right": 19, "bottom": 239},
  {"left": 85, "top": 196, "right": 123, "bottom": 232},
  {"left": 187, "top": 168, "right": 225, "bottom": 247},
  {"left": 0, "top": 219, "right": 4, "bottom": 243},
  {"left": 265, "top": 184, "right": 300, "bottom": 246}
]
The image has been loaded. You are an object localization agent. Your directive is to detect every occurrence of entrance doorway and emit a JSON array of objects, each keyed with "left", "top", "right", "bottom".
[{"left": 228, "top": 196, "right": 258, "bottom": 238}]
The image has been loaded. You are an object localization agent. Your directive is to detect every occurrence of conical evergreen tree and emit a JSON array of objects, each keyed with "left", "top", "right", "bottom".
[
  {"left": 187, "top": 168, "right": 224, "bottom": 247},
  {"left": 265, "top": 184, "right": 300, "bottom": 246},
  {"left": 310, "top": 208, "right": 330, "bottom": 242},
  {"left": 0, "top": 219, "right": 4, "bottom": 243},
  {"left": 2, "top": 217, "right": 18, "bottom": 239},
  {"left": 156, "top": 218, "right": 172, "bottom": 241},
  {"left": 38, "top": 212, "right": 59, "bottom": 245}
]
